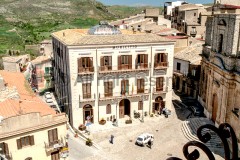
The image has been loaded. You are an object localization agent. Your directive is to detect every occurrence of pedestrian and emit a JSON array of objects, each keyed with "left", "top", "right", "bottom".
[
  {"left": 109, "top": 135, "right": 114, "bottom": 144},
  {"left": 148, "top": 139, "right": 152, "bottom": 149}
]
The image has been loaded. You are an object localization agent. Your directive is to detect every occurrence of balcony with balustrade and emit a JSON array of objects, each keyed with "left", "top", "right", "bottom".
[
  {"left": 79, "top": 94, "right": 96, "bottom": 103},
  {"left": 154, "top": 62, "right": 168, "bottom": 69},
  {"left": 99, "top": 89, "right": 149, "bottom": 101},
  {"left": 78, "top": 67, "right": 94, "bottom": 75},
  {"left": 152, "top": 87, "right": 168, "bottom": 95},
  {"left": 44, "top": 139, "right": 64, "bottom": 154}
]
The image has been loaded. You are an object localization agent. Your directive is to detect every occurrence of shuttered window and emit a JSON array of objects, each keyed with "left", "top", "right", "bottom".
[
  {"left": 48, "top": 128, "right": 58, "bottom": 146},
  {"left": 82, "top": 83, "right": 91, "bottom": 99},
  {"left": 106, "top": 104, "right": 111, "bottom": 114},
  {"left": 104, "top": 81, "right": 113, "bottom": 97},
  {"left": 156, "top": 77, "right": 164, "bottom": 91},
  {"left": 0, "top": 142, "right": 9, "bottom": 156},
  {"left": 16, "top": 136, "right": 34, "bottom": 149},
  {"left": 118, "top": 55, "right": 132, "bottom": 69},
  {"left": 155, "top": 53, "right": 167, "bottom": 63}
]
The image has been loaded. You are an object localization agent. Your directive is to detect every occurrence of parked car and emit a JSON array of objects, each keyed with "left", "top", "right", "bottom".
[
  {"left": 44, "top": 92, "right": 52, "bottom": 98},
  {"left": 45, "top": 98, "right": 53, "bottom": 103},
  {"left": 135, "top": 133, "right": 154, "bottom": 146},
  {"left": 189, "top": 105, "right": 204, "bottom": 117}
]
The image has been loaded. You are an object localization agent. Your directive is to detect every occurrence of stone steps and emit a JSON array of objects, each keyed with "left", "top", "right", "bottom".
[{"left": 181, "top": 118, "right": 223, "bottom": 150}]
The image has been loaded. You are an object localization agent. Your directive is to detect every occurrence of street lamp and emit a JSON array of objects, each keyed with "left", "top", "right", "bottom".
[
  {"left": 140, "top": 95, "right": 148, "bottom": 123},
  {"left": 111, "top": 98, "right": 119, "bottom": 127}
]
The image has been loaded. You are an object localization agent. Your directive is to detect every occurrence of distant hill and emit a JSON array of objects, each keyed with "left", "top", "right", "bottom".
[{"left": 0, "top": 0, "right": 160, "bottom": 55}]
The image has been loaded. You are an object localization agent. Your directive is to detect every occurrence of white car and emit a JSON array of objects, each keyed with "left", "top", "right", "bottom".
[
  {"left": 135, "top": 133, "right": 154, "bottom": 146},
  {"left": 45, "top": 98, "right": 53, "bottom": 103},
  {"left": 45, "top": 92, "right": 52, "bottom": 99}
]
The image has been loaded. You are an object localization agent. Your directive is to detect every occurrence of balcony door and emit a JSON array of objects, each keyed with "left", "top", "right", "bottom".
[
  {"left": 82, "top": 83, "right": 91, "bottom": 99},
  {"left": 155, "top": 53, "right": 167, "bottom": 67},
  {"left": 136, "top": 54, "right": 148, "bottom": 68},
  {"left": 104, "top": 81, "right": 113, "bottom": 97},
  {"left": 78, "top": 57, "right": 93, "bottom": 72},
  {"left": 48, "top": 128, "right": 58, "bottom": 146},
  {"left": 156, "top": 77, "right": 164, "bottom": 91},
  {"left": 100, "top": 56, "right": 112, "bottom": 71},
  {"left": 137, "top": 79, "right": 144, "bottom": 93},
  {"left": 121, "top": 80, "right": 129, "bottom": 95},
  {"left": 118, "top": 55, "right": 132, "bottom": 70}
]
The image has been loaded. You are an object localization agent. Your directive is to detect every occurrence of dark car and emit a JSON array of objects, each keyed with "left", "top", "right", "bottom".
[{"left": 189, "top": 104, "right": 204, "bottom": 117}]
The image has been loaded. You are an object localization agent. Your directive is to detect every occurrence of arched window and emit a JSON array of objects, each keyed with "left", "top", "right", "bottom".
[
  {"left": 106, "top": 104, "right": 111, "bottom": 114},
  {"left": 25, "top": 158, "right": 32, "bottom": 160},
  {"left": 218, "top": 34, "right": 223, "bottom": 53}
]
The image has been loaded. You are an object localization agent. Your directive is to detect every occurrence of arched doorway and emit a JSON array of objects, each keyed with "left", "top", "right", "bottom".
[
  {"left": 119, "top": 99, "right": 130, "bottom": 118},
  {"left": 212, "top": 94, "right": 218, "bottom": 122},
  {"left": 83, "top": 104, "right": 93, "bottom": 123},
  {"left": 153, "top": 96, "right": 164, "bottom": 114}
]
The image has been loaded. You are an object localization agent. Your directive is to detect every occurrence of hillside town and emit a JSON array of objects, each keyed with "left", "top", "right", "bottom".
[{"left": 0, "top": 0, "right": 239, "bottom": 160}]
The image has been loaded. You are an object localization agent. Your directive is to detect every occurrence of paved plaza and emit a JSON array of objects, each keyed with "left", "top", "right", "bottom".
[{"left": 68, "top": 96, "right": 225, "bottom": 160}]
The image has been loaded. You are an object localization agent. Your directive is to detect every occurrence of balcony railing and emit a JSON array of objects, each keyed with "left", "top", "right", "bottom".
[
  {"left": 99, "top": 65, "right": 112, "bottom": 72},
  {"left": 78, "top": 67, "right": 94, "bottom": 74},
  {"left": 118, "top": 64, "right": 132, "bottom": 70},
  {"left": 79, "top": 94, "right": 96, "bottom": 102},
  {"left": 135, "top": 63, "right": 148, "bottom": 69},
  {"left": 99, "top": 89, "right": 149, "bottom": 100},
  {"left": 45, "top": 139, "right": 64, "bottom": 152},
  {"left": 154, "top": 62, "right": 168, "bottom": 69},
  {"left": 153, "top": 87, "right": 168, "bottom": 93}
]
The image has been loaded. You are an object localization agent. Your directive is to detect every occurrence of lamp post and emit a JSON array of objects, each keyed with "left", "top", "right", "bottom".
[{"left": 111, "top": 98, "right": 119, "bottom": 127}]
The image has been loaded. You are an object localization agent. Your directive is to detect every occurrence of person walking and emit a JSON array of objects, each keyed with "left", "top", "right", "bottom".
[
  {"left": 109, "top": 135, "right": 114, "bottom": 144},
  {"left": 148, "top": 139, "right": 152, "bottom": 149}
]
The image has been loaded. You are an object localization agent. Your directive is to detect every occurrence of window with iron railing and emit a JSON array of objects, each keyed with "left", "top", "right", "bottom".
[
  {"left": 48, "top": 128, "right": 58, "bottom": 147},
  {"left": 156, "top": 77, "right": 164, "bottom": 91},
  {"left": 83, "top": 83, "right": 91, "bottom": 99}
]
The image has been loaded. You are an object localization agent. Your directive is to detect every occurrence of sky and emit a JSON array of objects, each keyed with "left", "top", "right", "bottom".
[{"left": 97, "top": 0, "right": 213, "bottom": 6}]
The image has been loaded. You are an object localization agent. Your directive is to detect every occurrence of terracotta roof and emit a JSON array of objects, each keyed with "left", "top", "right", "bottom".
[
  {"left": 0, "top": 99, "right": 56, "bottom": 118},
  {"left": 52, "top": 29, "right": 175, "bottom": 46},
  {"left": 174, "top": 42, "right": 203, "bottom": 64},
  {"left": 0, "top": 70, "right": 57, "bottom": 118}
]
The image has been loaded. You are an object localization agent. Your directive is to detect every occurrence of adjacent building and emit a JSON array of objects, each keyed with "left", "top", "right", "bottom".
[
  {"left": 164, "top": 1, "right": 187, "bottom": 20},
  {"left": 31, "top": 55, "right": 53, "bottom": 91},
  {"left": 2, "top": 54, "right": 30, "bottom": 72},
  {"left": 198, "top": 2, "right": 240, "bottom": 144},
  {"left": 51, "top": 23, "right": 175, "bottom": 128},
  {"left": 0, "top": 70, "right": 68, "bottom": 160},
  {"left": 173, "top": 42, "right": 203, "bottom": 99},
  {"left": 171, "top": 3, "right": 212, "bottom": 38}
]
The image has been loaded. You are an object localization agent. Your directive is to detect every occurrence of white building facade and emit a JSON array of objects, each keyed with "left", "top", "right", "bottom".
[{"left": 52, "top": 24, "right": 175, "bottom": 128}]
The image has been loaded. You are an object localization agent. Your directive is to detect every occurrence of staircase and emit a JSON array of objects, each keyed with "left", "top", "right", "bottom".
[{"left": 182, "top": 118, "right": 223, "bottom": 150}]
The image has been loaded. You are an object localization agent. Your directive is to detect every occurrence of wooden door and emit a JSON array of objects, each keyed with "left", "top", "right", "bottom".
[
  {"left": 212, "top": 94, "right": 218, "bottom": 122},
  {"left": 119, "top": 105, "right": 124, "bottom": 118}
]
